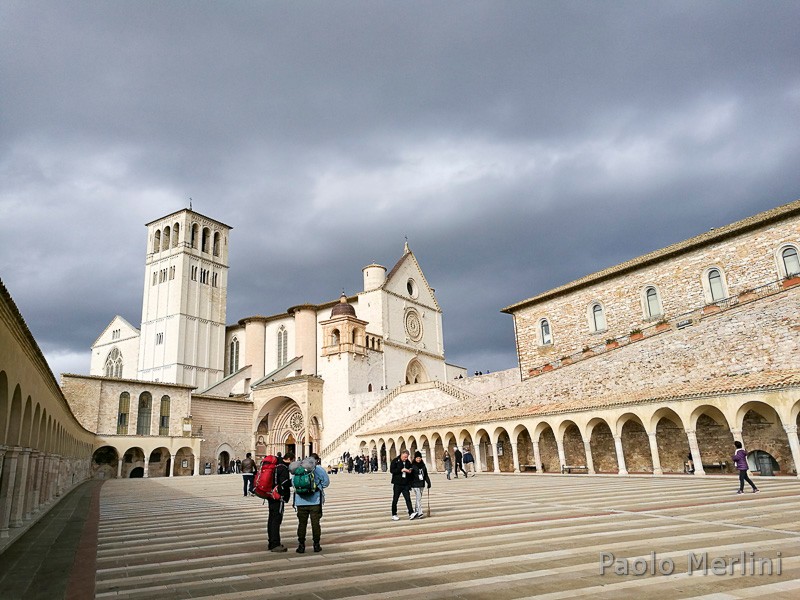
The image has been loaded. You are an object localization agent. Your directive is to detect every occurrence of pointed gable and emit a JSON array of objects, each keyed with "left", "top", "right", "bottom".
[
  {"left": 382, "top": 246, "right": 441, "bottom": 312},
  {"left": 91, "top": 315, "right": 140, "bottom": 348}
]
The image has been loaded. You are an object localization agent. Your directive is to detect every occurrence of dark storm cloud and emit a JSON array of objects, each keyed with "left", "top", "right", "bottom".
[{"left": 1, "top": 1, "right": 799, "bottom": 377}]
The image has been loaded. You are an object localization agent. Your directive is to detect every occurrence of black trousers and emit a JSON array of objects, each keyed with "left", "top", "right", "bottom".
[
  {"left": 267, "top": 498, "right": 284, "bottom": 548},
  {"left": 297, "top": 504, "right": 323, "bottom": 543},
  {"left": 738, "top": 469, "right": 757, "bottom": 492},
  {"left": 392, "top": 485, "right": 413, "bottom": 516}
]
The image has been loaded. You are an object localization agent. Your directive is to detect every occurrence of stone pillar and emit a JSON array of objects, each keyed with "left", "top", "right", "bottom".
[
  {"left": 194, "top": 456, "right": 200, "bottom": 476},
  {"left": 555, "top": 439, "right": 566, "bottom": 471},
  {"left": 10, "top": 448, "right": 32, "bottom": 527},
  {"left": 583, "top": 441, "right": 595, "bottom": 475},
  {"left": 117, "top": 457, "right": 123, "bottom": 479},
  {"left": 532, "top": 440, "right": 542, "bottom": 473},
  {"left": 38, "top": 454, "right": 50, "bottom": 507},
  {"left": 0, "top": 447, "right": 19, "bottom": 538},
  {"left": 511, "top": 442, "right": 520, "bottom": 474},
  {"left": 168, "top": 454, "right": 176, "bottom": 477},
  {"left": 729, "top": 428, "right": 744, "bottom": 445},
  {"left": 685, "top": 430, "right": 705, "bottom": 476},
  {"left": 32, "top": 452, "right": 44, "bottom": 514},
  {"left": 782, "top": 425, "right": 800, "bottom": 478},
  {"left": 473, "top": 443, "right": 483, "bottom": 474},
  {"left": 492, "top": 443, "right": 501, "bottom": 473},
  {"left": 647, "top": 432, "right": 663, "bottom": 475},
  {"left": 143, "top": 460, "right": 150, "bottom": 478},
  {"left": 54, "top": 456, "right": 64, "bottom": 497},
  {"left": 613, "top": 436, "right": 628, "bottom": 475},
  {"left": 23, "top": 450, "right": 40, "bottom": 520}
]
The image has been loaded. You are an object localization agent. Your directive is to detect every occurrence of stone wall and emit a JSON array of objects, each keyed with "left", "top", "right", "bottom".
[{"left": 191, "top": 396, "right": 253, "bottom": 470}]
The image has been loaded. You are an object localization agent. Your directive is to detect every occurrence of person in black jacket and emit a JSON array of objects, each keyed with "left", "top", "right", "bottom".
[
  {"left": 268, "top": 451, "right": 294, "bottom": 552},
  {"left": 410, "top": 451, "right": 431, "bottom": 519},
  {"left": 390, "top": 450, "right": 415, "bottom": 521}
]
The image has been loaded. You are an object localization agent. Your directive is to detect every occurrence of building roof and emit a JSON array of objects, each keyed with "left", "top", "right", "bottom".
[{"left": 502, "top": 198, "right": 800, "bottom": 314}]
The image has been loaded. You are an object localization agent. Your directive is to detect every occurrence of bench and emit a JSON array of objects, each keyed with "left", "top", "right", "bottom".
[
  {"left": 701, "top": 462, "right": 728, "bottom": 473},
  {"left": 561, "top": 464, "right": 589, "bottom": 474},
  {"left": 520, "top": 464, "right": 537, "bottom": 472}
]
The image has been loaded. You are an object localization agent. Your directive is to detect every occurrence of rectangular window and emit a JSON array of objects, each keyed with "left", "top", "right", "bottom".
[{"left": 152, "top": 272, "right": 157, "bottom": 286}]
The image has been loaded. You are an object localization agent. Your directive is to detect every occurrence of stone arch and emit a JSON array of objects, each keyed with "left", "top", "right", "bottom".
[
  {"left": 387, "top": 439, "right": 397, "bottom": 461},
  {"left": 256, "top": 396, "right": 307, "bottom": 457},
  {"left": 652, "top": 408, "right": 690, "bottom": 474},
  {"left": 559, "top": 419, "right": 585, "bottom": 469},
  {"left": 92, "top": 446, "right": 119, "bottom": 479},
  {"left": 617, "top": 413, "right": 652, "bottom": 473},
  {"left": 738, "top": 401, "right": 793, "bottom": 475},
  {"left": 20, "top": 396, "right": 33, "bottom": 447},
  {"left": 475, "top": 428, "right": 492, "bottom": 471},
  {"left": 432, "top": 433, "right": 445, "bottom": 470},
  {"left": 121, "top": 446, "right": 145, "bottom": 478},
  {"left": 587, "top": 418, "right": 617, "bottom": 473},
  {"left": 216, "top": 443, "right": 234, "bottom": 473},
  {"left": 405, "top": 358, "right": 429, "bottom": 384},
  {"left": 534, "top": 422, "right": 559, "bottom": 473},
  {"left": 690, "top": 406, "right": 734, "bottom": 468},
  {"left": 407, "top": 435, "right": 418, "bottom": 456},
  {"left": 7, "top": 384, "right": 23, "bottom": 446},
  {"left": 174, "top": 447, "right": 195, "bottom": 476},
  {"left": 0, "top": 371, "right": 8, "bottom": 443},
  {"left": 419, "top": 435, "right": 432, "bottom": 467},
  {"left": 492, "top": 426, "right": 513, "bottom": 472},
  {"left": 31, "top": 403, "right": 41, "bottom": 448},
  {"left": 148, "top": 446, "right": 171, "bottom": 477},
  {"left": 513, "top": 424, "right": 534, "bottom": 471}
]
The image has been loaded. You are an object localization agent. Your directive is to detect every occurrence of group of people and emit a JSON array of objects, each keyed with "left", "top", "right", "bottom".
[
  {"left": 390, "top": 450, "right": 431, "bottom": 520},
  {"left": 442, "top": 447, "right": 475, "bottom": 480}
]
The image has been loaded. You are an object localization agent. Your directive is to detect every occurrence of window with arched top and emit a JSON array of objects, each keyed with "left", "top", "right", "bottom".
[
  {"left": 277, "top": 327, "right": 288, "bottom": 367},
  {"left": 191, "top": 223, "right": 199, "bottom": 248},
  {"left": 136, "top": 392, "right": 152, "bottom": 435},
  {"left": 159, "top": 395, "right": 170, "bottom": 435},
  {"left": 781, "top": 246, "right": 800, "bottom": 277},
  {"left": 644, "top": 286, "right": 663, "bottom": 319},
  {"left": 202, "top": 227, "right": 211, "bottom": 253},
  {"left": 368, "top": 383, "right": 373, "bottom": 392},
  {"left": 590, "top": 303, "right": 607, "bottom": 332},
  {"left": 172, "top": 222, "right": 180, "bottom": 247},
  {"left": 105, "top": 348, "right": 123, "bottom": 378},
  {"left": 213, "top": 231, "right": 220, "bottom": 256},
  {"left": 229, "top": 337, "right": 239, "bottom": 373},
  {"left": 163, "top": 226, "right": 171, "bottom": 251},
  {"left": 331, "top": 329, "right": 340, "bottom": 346},
  {"left": 153, "top": 229, "right": 161, "bottom": 253},
  {"left": 707, "top": 268, "right": 725, "bottom": 302},
  {"left": 117, "top": 392, "right": 130, "bottom": 435},
  {"left": 539, "top": 319, "right": 552, "bottom": 345}
]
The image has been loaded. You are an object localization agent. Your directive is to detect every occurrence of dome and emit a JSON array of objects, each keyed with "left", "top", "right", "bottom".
[{"left": 330, "top": 293, "right": 356, "bottom": 317}]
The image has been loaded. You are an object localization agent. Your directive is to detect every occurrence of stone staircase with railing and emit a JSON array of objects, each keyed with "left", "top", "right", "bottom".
[{"left": 319, "top": 380, "right": 475, "bottom": 462}]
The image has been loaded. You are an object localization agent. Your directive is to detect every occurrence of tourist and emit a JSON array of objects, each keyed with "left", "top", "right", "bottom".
[
  {"left": 235, "top": 458, "right": 242, "bottom": 473},
  {"left": 293, "top": 453, "right": 330, "bottom": 553},
  {"left": 268, "top": 451, "right": 294, "bottom": 552},
  {"left": 443, "top": 451, "right": 452, "bottom": 480},
  {"left": 463, "top": 448, "right": 475, "bottom": 477},
  {"left": 410, "top": 451, "right": 431, "bottom": 518},
  {"left": 453, "top": 447, "right": 467, "bottom": 478},
  {"left": 733, "top": 441, "right": 759, "bottom": 494},
  {"left": 390, "top": 449, "right": 415, "bottom": 520},
  {"left": 240, "top": 452, "right": 256, "bottom": 497}
]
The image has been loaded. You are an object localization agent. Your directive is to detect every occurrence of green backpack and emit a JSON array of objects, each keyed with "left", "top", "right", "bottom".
[{"left": 292, "top": 465, "right": 318, "bottom": 497}]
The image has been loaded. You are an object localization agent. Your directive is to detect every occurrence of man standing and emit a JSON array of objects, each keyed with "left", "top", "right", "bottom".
[
  {"left": 268, "top": 451, "right": 293, "bottom": 552},
  {"left": 293, "top": 453, "right": 330, "bottom": 553},
  {"left": 390, "top": 449, "right": 416, "bottom": 520},
  {"left": 241, "top": 452, "right": 256, "bottom": 497},
  {"left": 453, "top": 447, "right": 467, "bottom": 479}
]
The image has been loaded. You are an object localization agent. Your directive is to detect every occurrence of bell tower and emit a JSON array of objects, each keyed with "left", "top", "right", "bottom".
[{"left": 137, "top": 208, "right": 231, "bottom": 388}]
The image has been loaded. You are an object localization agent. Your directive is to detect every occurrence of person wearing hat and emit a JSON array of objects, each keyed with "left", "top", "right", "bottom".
[
  {"left": 410, "top": 451, "right": 431, "bottom": 518},
  {"left": 389, "top": 449, "right": 415, "bottom": 520}
]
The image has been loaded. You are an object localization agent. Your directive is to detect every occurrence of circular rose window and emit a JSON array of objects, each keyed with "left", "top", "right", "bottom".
[{"left": 405, "top": 309, "right": 423, "bottom": 341}]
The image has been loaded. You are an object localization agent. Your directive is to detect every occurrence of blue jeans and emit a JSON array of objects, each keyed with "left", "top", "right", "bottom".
[{"left": 242, "top": 474, "right": 254, "bottom": 496}]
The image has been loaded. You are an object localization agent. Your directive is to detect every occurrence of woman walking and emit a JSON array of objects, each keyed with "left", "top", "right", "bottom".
[
  {"left": 410, "top": 451, "right": 431, "bottom": 518},
  {"left": 733, "top": 441, "right": 759, "bottom": 494},
  {"left": 443, "top": 451, "right": 452, "bottom": 480}
]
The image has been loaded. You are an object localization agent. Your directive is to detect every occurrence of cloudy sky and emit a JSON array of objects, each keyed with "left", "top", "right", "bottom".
[{"left": 1, "top": 1, "right": 799, "bottom": 379}]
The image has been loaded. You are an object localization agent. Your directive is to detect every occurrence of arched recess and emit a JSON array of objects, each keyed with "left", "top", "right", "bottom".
[
  {"left": 493, "top": 426, "right": 513, "bottom": 472},
  {"left": 652, "top": 408, "right": 689, "bottom": 473},
  {"left": 691, "top": 406, "right": 734, "bottom": 467},
  {"left": 405, "top": 359, "right": 429, "bottom": 384},
  {"left": 387, "top": 439, "right": 397, "bottom": 461},
  {"left": 148, "top": 446, "right": 171, "bottom": 477},
  {"left": 122, "top": 447, "right": 145, "bottom": 479},
  {"left": 514, "top": 425, "right": 534, "bottom": 471},
  {"left": 31, "top": 403, "right": 41, "bottom": 449},
  {"left": 559, "top": 420, "right": 585, "bottom": 468},
  {"left": 618, "top": 414, "right": 653, "bottom": 473},
  {"left": 458, "top": 429, "right": 474, "bottom": 455},
  {"left": 92, "top": 446, "right": 119, "bottom": 479},
  {"left": 255, "top": 395, "right": 308, "bottom": 457},
  {"left": 419, "top": 435, "right": 432, "bottom": 467},
  {"left": 738, "top": 401, "right": 793, "bottom": 475},
  {"left": 587, "top": 418, "right": 617, "bottom": 473},
  {"left": 0, "top": 371, "right": 8, "bottom": 444},
  {"left": 407, "top": 435, "right": 418, "bottom": 456},
  {"left": 7, "top": 384, "right": 23, "bottom": 446},
  {"left": 535, "top": 423, "right": 559, "bottom": 473},
  {"left": 432, "top": 433, "right": 444, "bottom": 470},
  {"left": 475, "top": 428, "right": 492, "bottom": 471},
  {"left": 20, "top": 396, "right": 33, "bottom": 447}
]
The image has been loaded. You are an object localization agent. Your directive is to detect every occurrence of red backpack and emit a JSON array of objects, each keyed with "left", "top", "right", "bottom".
[{"left": 253, "top": 456, "right": 282, "bottom": 500}]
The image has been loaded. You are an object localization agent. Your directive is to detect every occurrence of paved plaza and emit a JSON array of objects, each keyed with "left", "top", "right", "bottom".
[{"left": 4, "top": 473, "right": 800, "bottom": 599}]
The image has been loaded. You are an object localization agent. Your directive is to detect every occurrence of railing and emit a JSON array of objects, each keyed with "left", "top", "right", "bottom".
[{"left": 319, "top": 380, "right": 475, "bottom": 460}]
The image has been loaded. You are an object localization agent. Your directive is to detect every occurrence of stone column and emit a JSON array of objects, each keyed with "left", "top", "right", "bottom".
[
  {"left": 10, "top": 448, "right": 32, "bottom": 527},
  {"left": 782, "top": 425, "right": 800, "bottom": 478},
  {"left": 54, "top": 456, "right": 64, "bottom": 497},
  {"left": 38, "top": 454, "right": 50, "bottom": 507},
  {"left": 729, "top": 428, "right": 744, "bottom": 445},
  {"left": 511, "top": 442, "right": 520, "bottom": 474},
  {"left": 23, "top": 450, "right": 40, "bottom": 520},
  {"left": 168, "top": 454, "right": 176, "bottom": 477},
  {"left": 647, "top": 432, "right": 663, "bottom": 475},
  {"left": 613, "top": 436, "right": 628, "bottom": 475},
  {"left": 31, "top": 452, "right": 43, "bottom": 514},
  {"left": 492, "top": 443, "right": 501, "bottom": 473},
  {"left": 117, "top": 457, "right": 123, "bottom": 479},
  {"left": 555, "top": 439, "right": 566, "bottom": 472},
  {"left": 532, "top": 440, "right": 542, "bottom": 473},
  {"left": 583, "top": 441, "right": 595, "bottom": 475},
  {"left": 143, "top": 460, "right": 150, "bottom": 478},
  {"left": 194, "top": 456, "right": 200, "bottom": 476},
  {"left": 685, "top": 430, "right": 705, "bottom": 476},
  {"left": 473, "top": 443, "right": 483, "bottom": 474},
  {"left": 0, "top": 447, "right": 19, "bottom": 538}
]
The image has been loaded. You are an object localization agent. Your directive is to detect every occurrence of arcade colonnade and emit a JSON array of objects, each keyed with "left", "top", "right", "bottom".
[
  {"left": 358, "top": 391, "right": 800, "bottom": 478},
  {"left": 92, "top": 437, "right": 202, "bottom": 479}
]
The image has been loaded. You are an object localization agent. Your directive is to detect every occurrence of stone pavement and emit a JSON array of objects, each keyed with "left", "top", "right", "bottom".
[{"left": 4, "top": 473, "right": 800, "bottom": 599}]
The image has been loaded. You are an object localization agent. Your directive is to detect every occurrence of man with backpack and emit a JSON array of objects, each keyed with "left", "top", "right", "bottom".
[
  {"left": 291, "top": 453, "right": 330, "bottom": 553},
  {"left": 267, "top": 451, "right": 294, "bottom": 552},
  {"left": 241, "top": 452, "right": 256, "bottom": 497}
]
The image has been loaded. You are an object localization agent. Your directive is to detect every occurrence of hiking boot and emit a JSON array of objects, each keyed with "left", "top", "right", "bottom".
[
  {"left": 753, "top": 489, "right": 760, "bottom": 494},
  {"left": 313, "top": 542, "right": 322, "bottom": 552},
  {"left": 270, "top": 545, "right": 287, "bottom": 553},
  {"left": 296, "top": 543, "right": 305, "bottom": 554},
  {"left": 391, "top": 515, "right": 400, "bottom": 521}
]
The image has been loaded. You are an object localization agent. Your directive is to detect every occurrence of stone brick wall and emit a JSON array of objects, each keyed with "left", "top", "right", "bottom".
[
  {"left": 511, "top": 216, "right": 800, "bottom": 378},
  {"left": 191, "top": 396, "right": 253, "bottom": 470}
]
